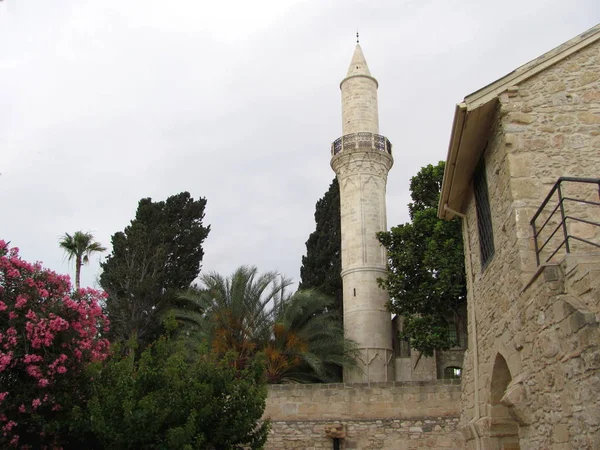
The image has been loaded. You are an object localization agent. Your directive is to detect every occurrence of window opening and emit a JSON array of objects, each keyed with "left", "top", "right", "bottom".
[
  {"left": 474, "top": 157, "right": 495, "bottom": 269},
  {"left": 448, "top": 320, "right": 458, "bottom": 347},
  {"left": 444, "top": 366, "right": 462, "bottom": 379}
]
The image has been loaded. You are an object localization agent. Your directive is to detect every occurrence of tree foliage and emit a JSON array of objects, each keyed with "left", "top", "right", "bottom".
[
  {"left": 0, "top": 241, "right": 110, "bottom": 449},
  {"left": 58, "top": 231, "right": 106, "bottom": 290},
  {"left": 78, "top": 336, "right": 269, "bottom": 450},
  {"left": 100, "top": 192, "right": 210, "bottom": 347},
  {"left": 298, "top": 178, "right": 342, "bottom": 316},
  {"left": 176, "top": 266, "right": 355, "bottom": 383},
  {"left": 264, "top": 289, "right": 356, "bottom": 383},
  {"left": 377, "top": 162, "right": 466, "bottom": 356}
]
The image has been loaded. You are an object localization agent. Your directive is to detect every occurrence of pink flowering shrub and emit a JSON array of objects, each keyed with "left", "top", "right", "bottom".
[{"left": 0, "top": 241, "right": 110, "bottom": 449}]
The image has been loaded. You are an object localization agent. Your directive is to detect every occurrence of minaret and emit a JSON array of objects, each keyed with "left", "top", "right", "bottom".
[{"left": 330, "top": 40, "right": 394, "bottom": 383}]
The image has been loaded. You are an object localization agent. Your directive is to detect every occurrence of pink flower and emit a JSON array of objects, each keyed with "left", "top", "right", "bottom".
[
  {"left": 0, "top": 352, "right": 13, "bottom": 371},
  {"left": 23, "top": 354, "right": 43, "bottom": 364},
  {"left": 0, "top": 242, "right": 112, "bottom": 441},
  {"left": 49, "top": 317, "right": 69, "bottom": 332},
  {"left": 15, "top": 295, "right": 28, "bottom": 309},
  {"left": 26, "top": 365, "right": 42, "bottom": 379},
  {"left": 2, "top": 420, "right": 17, "bottom": 431}
]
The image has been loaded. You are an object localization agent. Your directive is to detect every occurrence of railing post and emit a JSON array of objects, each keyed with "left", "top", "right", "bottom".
[
  {"left": 557, "top": 183, "right": 571, "bottom": 254},
  {"left": 532, "top": 220, "right": 540, "bottom": 266}
]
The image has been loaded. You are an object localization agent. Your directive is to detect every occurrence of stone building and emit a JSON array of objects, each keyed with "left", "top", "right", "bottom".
[{"left": 438, "top": 23, "right": 600, "bottom": 449}]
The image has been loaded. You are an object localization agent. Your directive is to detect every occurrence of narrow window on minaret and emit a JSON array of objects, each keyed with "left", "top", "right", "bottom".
[{"left": 353, "top": 288, "right": 356, "bottom": 297}]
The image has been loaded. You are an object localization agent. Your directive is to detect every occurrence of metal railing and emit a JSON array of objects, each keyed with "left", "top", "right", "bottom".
[
  {"left": 331, "top": 132, "right": 392, "bottom": 156},
  {"left": 531, "top": 177, "right": 600, "bottom": 266}
]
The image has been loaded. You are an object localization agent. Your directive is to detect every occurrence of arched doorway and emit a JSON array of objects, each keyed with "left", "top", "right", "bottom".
[{"left": 489, "top": 354, "right": 520, "bottom": 449}]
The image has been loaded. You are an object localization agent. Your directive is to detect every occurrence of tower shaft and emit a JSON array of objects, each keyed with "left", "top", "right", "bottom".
[{"left": 331, "top": 44, "right": 394, "bottom": 383}]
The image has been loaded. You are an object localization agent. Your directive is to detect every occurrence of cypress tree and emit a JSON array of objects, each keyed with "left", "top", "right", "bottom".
[{"left": 299, "top": 178, "right": 343, "bottom": 318}]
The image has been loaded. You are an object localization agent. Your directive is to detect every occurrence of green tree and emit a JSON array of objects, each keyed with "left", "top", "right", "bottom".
[
  {"left": 59, "top": 231, "right": 107, "bottom": 290},
  {"left": 377, "top": 162, "right": 466, "bottom": 356},
  {"left": 298, "top": 178, "right": 342, "bottom": 316},
  {"left": 263, "top": 289, "right": 356, "bottom": 383},
  {"left": 176, "top": 266, "right": 355, "bottom": 383},
  {"left": 100, "top": 192, "right": 210, "bottom": 347},
  {"left": 77, "top": 336, "right": 269, "bottom": 450}
]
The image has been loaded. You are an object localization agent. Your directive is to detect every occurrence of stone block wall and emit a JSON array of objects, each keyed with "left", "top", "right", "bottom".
[
  {"left": 436, "top": 349, "right": 465, "bottom": 379},
  {"left": 341, "top": 75, "right": 380, "bottom": 135},
  {"left": 264, "top": 381, "right": 465, "bottom": 449},
  {"left": 459, "top": 38, "right": 600, "bottom": 449},
  {"left": 500, "top": 39, "right": 600, "bottom": 275},
  {"left": 332, "top": 147, "right": 395, "bottom": 383},
  {"left": 462, "top": 256, "right": 600, "bottom": 449},
  {"left": 267, "top": 418, "right": 461, "bottom": 449}
]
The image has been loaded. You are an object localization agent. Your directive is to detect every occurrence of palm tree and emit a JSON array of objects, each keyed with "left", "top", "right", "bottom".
[
  {"left": 261, "top": 289, "right": 357, "bottom": 383},
  {"left": 59, "top": 231, "right": 107, "bottom": 290},
  {"left": 172, "top": 266, "right": 357, "bottom": 383}
]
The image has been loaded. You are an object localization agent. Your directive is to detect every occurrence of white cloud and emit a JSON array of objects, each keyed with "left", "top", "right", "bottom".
[{"left": 0, "top": 0, "right": 598, "bottom": 289}]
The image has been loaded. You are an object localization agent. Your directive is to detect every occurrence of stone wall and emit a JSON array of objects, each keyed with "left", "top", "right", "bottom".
[
  {"left": 392, "top": 317, "right": 466, "bottom": 382},
  {"left": 436, "top": 349, "right": 465, "bottom": 379},
  {"left": 459, "top": 39, "right": 600, "bottom": 449},
  {"left": 461, "top": 255, "right": 600, "bottom": 449},
  {"left": 267, "top": 418, "right": 461, "bottom": 449},
  {"left": 264, "top": 381, "right": 465, "bottom": 449},
  {"left": 502, "top": 39, "right": 600, "bottom": 275},
  {"left": 332, "top": 147, "right": 395, "bottom": 383}
]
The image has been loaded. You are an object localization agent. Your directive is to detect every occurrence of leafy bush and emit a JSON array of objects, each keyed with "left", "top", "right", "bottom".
[
  {"left": 0, "top": 241, "right": 110, "bottom": 449},
  {"left": 82, "top": 335, "right": 270, "bottom": 450}
]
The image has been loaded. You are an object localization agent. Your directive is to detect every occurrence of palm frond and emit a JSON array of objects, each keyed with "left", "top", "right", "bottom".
[{"left": 176, "top": 267, "right": 358, "bottom": 384}]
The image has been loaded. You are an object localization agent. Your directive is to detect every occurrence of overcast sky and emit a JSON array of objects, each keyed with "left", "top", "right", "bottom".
[{"left": 1, "top": 0, "right": 598, "bottom": 290}]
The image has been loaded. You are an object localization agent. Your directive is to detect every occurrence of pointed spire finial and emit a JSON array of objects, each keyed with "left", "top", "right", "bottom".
[{"left": 356, "top": 31, "right": 359, "bottom": 44}]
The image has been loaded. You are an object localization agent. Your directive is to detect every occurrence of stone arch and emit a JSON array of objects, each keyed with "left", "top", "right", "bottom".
[
  {"left": 488, "top": 353, "right": 521, "bottom": 450},
  {"left": 492, "top": 336, "right": 522, "bottom": 376}
]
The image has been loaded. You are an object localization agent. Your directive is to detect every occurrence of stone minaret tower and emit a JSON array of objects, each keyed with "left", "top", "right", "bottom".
[{"left": 330, "top": 42, "right": 394, "bottom": 383}]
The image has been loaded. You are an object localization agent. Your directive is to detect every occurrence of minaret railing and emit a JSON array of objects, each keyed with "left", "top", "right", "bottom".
[{"left": 331, "top": 133, "right": 392, "bottom": 156}]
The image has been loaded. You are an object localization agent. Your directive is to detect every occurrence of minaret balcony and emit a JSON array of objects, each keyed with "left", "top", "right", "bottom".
[{"left": 331, "top": 132, "right": 392, "bottom": 156}]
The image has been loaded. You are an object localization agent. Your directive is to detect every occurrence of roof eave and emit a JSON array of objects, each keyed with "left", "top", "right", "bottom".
[
  {"left": 437, "top": 23, "right": 600, "bottom": 221},
  {"left": 465, "top": 23, "right": 600, "bottom": 111},
  {"left": 438, "top": 103, "right": 466, "bottom": 220},
  {"left": 438, "top": 99, "right": 498, "bottom": 220}
]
